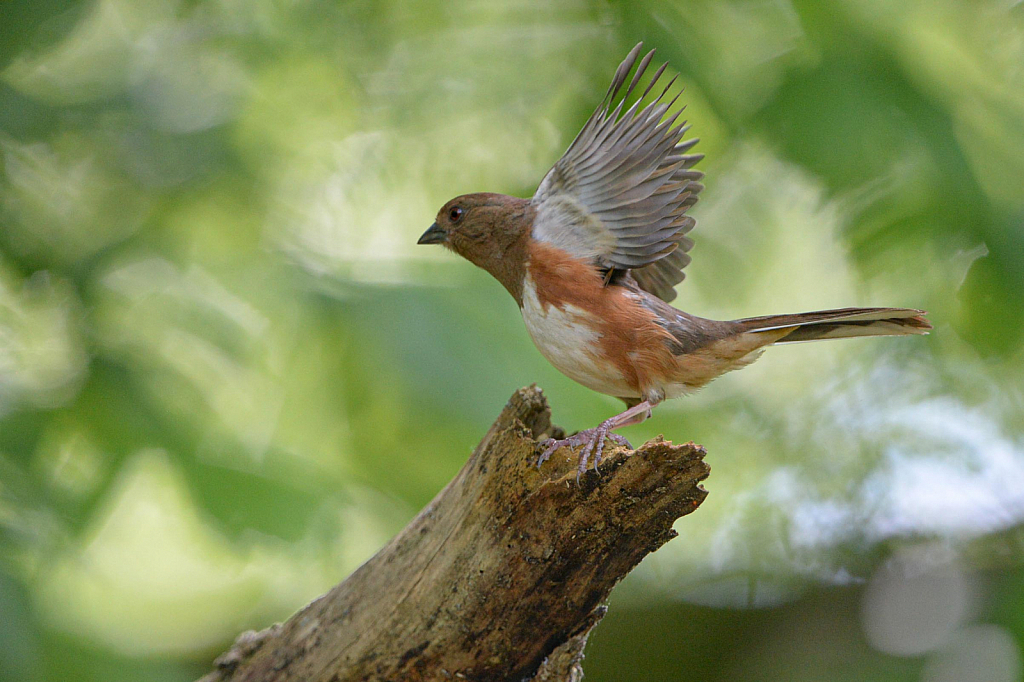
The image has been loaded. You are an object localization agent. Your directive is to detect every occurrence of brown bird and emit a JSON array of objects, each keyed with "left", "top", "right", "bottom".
[{"left": 418, "top": 43, "right": 930, "bottom": 477}]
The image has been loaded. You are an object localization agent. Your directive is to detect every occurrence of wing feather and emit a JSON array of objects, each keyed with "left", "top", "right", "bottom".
[{"left": 531, "top": 42, "right": 704, "bottom": 300}]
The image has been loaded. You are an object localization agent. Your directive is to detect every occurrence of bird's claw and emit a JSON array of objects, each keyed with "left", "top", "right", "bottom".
[
  {"left": 535, "top": 425, "right": 633, "bottom": 481},
  {"left": 536, "top": 438, "right": 560, "bottom": 468}
]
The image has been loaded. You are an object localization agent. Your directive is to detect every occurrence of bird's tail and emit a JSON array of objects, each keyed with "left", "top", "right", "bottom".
[{"left": 735, "top": 307, "right": 931, "bottom": 343}]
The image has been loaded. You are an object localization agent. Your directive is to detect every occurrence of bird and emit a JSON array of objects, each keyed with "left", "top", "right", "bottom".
[{"left": 417, "top": 42, "right": 931, "bottom": 478}]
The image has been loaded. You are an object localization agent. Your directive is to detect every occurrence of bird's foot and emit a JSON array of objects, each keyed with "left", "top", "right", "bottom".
[{"left": 536, "top": 423, "right": 632, "bottom": 481}]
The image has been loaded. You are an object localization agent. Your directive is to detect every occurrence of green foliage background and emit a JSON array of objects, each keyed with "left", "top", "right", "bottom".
[{"left": 2, "top": 0, "right": 1023, "bottom": 680}]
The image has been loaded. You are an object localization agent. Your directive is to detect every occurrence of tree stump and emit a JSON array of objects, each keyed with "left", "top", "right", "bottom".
[{"left": 199, "top": 385, "right": 710, "bottom": 682}]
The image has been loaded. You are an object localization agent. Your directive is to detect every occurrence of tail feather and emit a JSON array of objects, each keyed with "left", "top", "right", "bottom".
[{"left": 736, "top": 307, "right": 931, "bottom": 344}]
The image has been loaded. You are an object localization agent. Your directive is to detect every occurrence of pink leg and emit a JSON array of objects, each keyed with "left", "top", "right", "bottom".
[{"left": 537, "top": 400, "right": 655, "bottom": 480}]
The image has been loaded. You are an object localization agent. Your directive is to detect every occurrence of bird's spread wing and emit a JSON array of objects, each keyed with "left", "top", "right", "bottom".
[{"left": 531, "top": 42, "right": 704, "bottom": 302}]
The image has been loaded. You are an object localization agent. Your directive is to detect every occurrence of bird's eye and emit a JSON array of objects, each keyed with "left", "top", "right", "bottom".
[{"left": 448, "top": 206, "right": 464, "bottom": 223}]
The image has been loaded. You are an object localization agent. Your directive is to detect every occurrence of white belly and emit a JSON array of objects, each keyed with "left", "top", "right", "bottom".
[{"left": 520, "top": 276, "right": 638, "bottom": 398}]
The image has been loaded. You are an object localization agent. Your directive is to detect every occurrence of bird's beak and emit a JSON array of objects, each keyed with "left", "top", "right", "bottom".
[{"left": 417, "top": 222, "right": 447, "bottom": 245}]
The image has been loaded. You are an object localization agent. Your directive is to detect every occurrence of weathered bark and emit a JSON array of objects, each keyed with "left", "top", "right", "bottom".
[{"left": 199, "top": 386, "right": 709, "bottom": 682}]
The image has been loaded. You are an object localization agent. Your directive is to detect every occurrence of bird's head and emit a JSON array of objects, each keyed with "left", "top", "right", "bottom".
[{"left": 418, "top": 192, "right": 534, "bottom": 301}]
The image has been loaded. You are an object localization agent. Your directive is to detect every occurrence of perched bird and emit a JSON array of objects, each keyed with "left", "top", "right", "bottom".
[{"left": 418, "top": 43, "right": 930, "bottom": 477}]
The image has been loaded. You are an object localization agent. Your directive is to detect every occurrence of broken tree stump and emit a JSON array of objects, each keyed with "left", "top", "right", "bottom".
[{"left": 199, "top": 385, "right": 709, "bottom": 681}]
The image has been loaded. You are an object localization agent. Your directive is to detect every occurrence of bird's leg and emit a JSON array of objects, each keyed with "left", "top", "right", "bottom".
[
  {"left": 585, "top": 400, "right": 655, "bottom": 474},
  {"left": 537, "top": 400, "right": 654, "bottom": 479}
]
